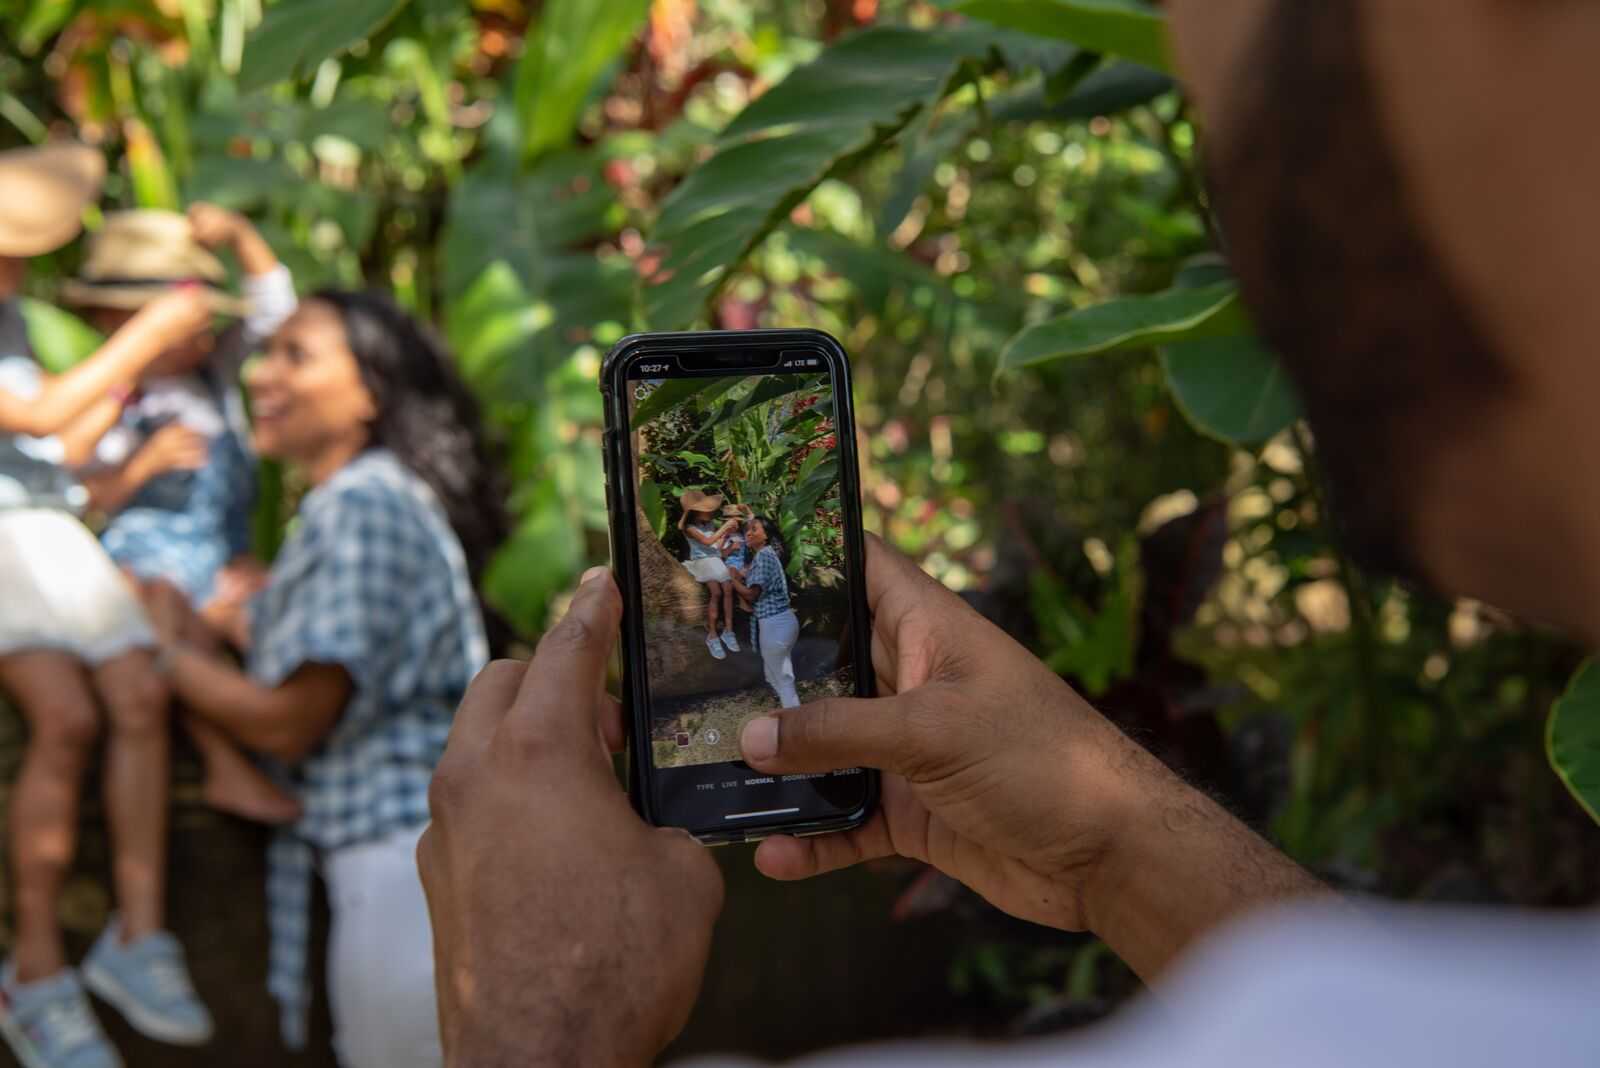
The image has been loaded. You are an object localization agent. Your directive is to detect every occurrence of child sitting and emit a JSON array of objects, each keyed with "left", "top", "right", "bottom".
[
  {"left": 720, "top": 503, "right": 755, "bottom": 612},
  {"left": 678, "top": 489, "right": 741, "bottom": 660},
  {"left": 65, "top": 204, "right": 300, "bottom": 825}
]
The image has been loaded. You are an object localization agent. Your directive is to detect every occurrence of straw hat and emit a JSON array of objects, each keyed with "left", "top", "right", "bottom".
[
  {"left": 722, "top": 502, "right": 752, "bottom": 519},
  {"left": 59, "top": 209, "right": 248, "bottom": 315},
  {"left": 677, "top": 488, "right": 724, "bottom": 529},
  {"left": 0, "top": 143, "right": 105, "bottom": 258}
]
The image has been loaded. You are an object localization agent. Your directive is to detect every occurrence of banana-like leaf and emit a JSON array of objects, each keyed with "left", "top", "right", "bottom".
[
  {"left": 643, "top": 25, "right": 1015, "bottom": 330},
  {"left": 1549, "top": 660, "right": 1600, "bottom": 826},
  {"left": 996, "top": 282, "right": 1244, "bottom": 372},
  {"left": 124, "top": 119, "right": 180, "bottom": 210},
  {"left": 515, "top": 0, "right": 652, "bottom": 163},
  {"left": 952, "top": 0, "right": 1171, "bottom": 73},
  {"left": 19, "top": 299, "right": 103, "bottom": 374},
  {"left": 238, "top": 0, "right": 409, "bottom": 92},
  {"left": 633, "top": 377, "right": 719, "bottom": 428},
  {"left": 441, "top": 149, "right": 631, "bottom": 393}
]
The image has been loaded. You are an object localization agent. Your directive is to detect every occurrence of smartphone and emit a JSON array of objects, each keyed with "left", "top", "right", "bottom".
[{"left": 600, "top": 329, "right": 879, "bottom": 844}]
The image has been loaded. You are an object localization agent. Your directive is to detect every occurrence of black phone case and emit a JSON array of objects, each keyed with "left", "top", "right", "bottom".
[{"left": 600, "top": 329, "right": 879, "bottom": 844}]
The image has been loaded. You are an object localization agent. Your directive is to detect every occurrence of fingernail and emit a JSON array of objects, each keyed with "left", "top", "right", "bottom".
[
  {"left": 742, "top": 716, "right": 779, "bottom": 762},
  {"left": 581, "top": 565, "right": 609, "bottom": 585}
]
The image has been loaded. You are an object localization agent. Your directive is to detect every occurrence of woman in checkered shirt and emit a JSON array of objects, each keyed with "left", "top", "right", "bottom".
[
  {"left": 729, "top": 515, "right": 803, "bottom": 709},
  {"left": 145, "top": 291, "right": 511, "bottom": 1067}
]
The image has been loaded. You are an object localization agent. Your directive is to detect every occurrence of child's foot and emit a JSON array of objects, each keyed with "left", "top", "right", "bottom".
[
  {"left": 82, "top": 925, "right": 212, "bottom": 1047},
  {"left": 201, "top": 748, "right": 301, "bottom": 825},
  {"left": 720, "top": 629, "right": 741, "bottom": 653},
  {"left": 0, "top": 962, "right": 123, "bottom": 1068},
  {"left": 705, "top": 633, "right": 727, "bottom": 660}
]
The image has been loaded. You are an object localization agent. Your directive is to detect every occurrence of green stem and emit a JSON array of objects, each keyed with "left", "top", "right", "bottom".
[{"left": 1289, "top": 421, "right": 1387, "bottom": 797}]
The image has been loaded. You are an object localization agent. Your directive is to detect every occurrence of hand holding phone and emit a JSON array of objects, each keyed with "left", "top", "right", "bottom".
[
  {"left": 602, "top": 330, "right": 878, "bottom": 842},
  {"left": 419, "top": 573, "right": 723, "bottom": 1065}
]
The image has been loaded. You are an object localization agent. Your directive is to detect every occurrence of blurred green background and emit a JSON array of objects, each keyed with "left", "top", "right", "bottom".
[{"left": 3, "top": 0, "right": 1599, "bottom": 1063}]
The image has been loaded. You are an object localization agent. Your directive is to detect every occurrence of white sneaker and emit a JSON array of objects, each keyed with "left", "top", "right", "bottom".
[
  {"left": 720, "top": 630, "right": 741, "bottom": 653},
  {"left": 705, "top": 633, "right": 727, "bottom": 660}
]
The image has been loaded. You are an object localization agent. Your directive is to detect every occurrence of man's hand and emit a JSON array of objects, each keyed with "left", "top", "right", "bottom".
[
  {"left": 741, "top": 536, "right": 1326, "bottom": 979},
  {"left": 419, "top": 569, "right": 724, "bottom": 1068}
]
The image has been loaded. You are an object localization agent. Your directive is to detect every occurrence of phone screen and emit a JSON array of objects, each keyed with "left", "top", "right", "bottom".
[{"left": 621, "top": 352, "right": 871, "bottom": 832}]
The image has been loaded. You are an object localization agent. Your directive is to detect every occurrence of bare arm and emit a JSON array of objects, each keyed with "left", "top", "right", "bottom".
[
  {"left": 81, "top": 424, "right": 209, "bottom": 514},
  {"left": 55, "top": 397, "right": 124, "bottom": 466},
  {"left": 0, "top": 289, "right": 210, "bottom": 438},
  {"left": 187, "top": 202, "right": 280, "bottom": 279},
  {"left": 166, "top": 645, "right": 350, "bottom": 763},
  {"left": 684, "top": 525, "right": 725, "bottom": 548}
]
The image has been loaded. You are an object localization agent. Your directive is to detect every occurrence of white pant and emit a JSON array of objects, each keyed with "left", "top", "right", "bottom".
[
  {"left": 324, "top": 824, "right": 441, "bottom": 1068},
  {"left": 758, "top": 609, "right": 801, "bottom": 708}
]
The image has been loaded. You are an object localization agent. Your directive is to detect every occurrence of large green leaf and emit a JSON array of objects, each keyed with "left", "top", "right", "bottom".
[
  {"left": 446, "top": 262, "right": 552, "bottom": 389},
  {"left": 952, "top": 0, "right": 1171, "bottom": 73},
  {"left": 238, "top": 0, "right": 410, "bottom": 92},
  {"left": 996, "top": 282, "right": 1243, "bottom": 373},
  {"left": 1549, "top": 660, "right": 1600, "bottom": 826},
  {"left": 483, "top": 482, "right": 584, "bottom": 635},
  {"left": 442, "top": 151, "right": 618, "bottom": 297},
  {"left": 184, "top": 155, "right": 298, "bottom": 211},
  {"left": 442, "top": 148, "right": 631, "bottom": 391},
  {"left": 16, "top": 0, "right": 79, "bottom": 55},
  {"left": 514, "top": 0, "right": 652, "bottom": 163},
  {"left": 632, "top": 378, "right": 717, "bottom": 428},
  {"left": 20, "top": 299, "right": 103, "bottom": 374},
  {"left": 1160, "top": 337, "right": 1301, "bottom": 445},
  {"left": 643, "top": 25, "right": 1008, "bottom": 330}
]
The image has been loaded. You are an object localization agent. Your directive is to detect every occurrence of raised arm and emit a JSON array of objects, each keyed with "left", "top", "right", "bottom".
[
  {"left": 683, "top": 524, "right": 725, "bottom": 548},
  {"left": 188, "top": 203, "right": 280, "bottom": 279},
  {"left": 0, "top": 287, "right": 211, "bottom": 438}
]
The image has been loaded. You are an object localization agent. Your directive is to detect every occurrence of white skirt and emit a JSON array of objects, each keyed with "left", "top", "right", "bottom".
[
  {"left": 683, "top": 556, "right": 732, "bottom": 584},
  {"left": 0, "top": 509, "right": 156, "bottom": 664}
]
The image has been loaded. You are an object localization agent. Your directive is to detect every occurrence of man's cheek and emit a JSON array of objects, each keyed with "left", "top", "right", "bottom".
[{"left": 1166, "top": 0, "right": 1275, "bottom": 143}]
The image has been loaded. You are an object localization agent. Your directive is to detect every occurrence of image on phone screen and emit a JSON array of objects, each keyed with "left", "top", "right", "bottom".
[{"left": 626, "top": 365, "right": 856, "bottom": 773}]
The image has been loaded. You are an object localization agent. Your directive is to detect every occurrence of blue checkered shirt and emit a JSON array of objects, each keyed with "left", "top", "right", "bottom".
[
  {"left": 746, "top": 545, "right": 792, "bottom": 645},
  {"left": 249, "top": 449, "right": 488, "bottom": 1048}
]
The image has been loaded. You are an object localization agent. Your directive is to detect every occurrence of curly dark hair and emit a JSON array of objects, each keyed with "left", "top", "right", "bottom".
[
  {"left": 747, "top": 515, "right": 788, "bottom": 568},
  {"left": 309, "top": 289, "right": 515, "bottom": 649}
]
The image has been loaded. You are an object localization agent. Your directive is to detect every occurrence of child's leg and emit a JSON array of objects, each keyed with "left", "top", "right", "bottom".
[
  {"left": 705, "top": 581, "right": 723, "bottom": 635},
  {"left": 721, "top": 581, "right": 736, "bottom": 631},
  {"left": 0, "top": 651, "right": 102, "bottom": 980},
  {"left": 93, "top": 650, "right": 171, "bottom": 943},
  {"left": 186, "top": 715, "right": 301, "bottom": 825}
]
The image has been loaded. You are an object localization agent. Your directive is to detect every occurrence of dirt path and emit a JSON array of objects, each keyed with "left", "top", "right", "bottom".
[{"left": 652, "top": 668, "right": 854, "bottom": 767}]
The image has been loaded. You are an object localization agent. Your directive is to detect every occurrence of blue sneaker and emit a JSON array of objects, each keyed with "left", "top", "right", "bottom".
[
  {"left": 0, "top": 963, "right": 122, "bottom": 1068},
  {"left": 81, "top": 926, "right": 212, "bottom": 1047}
]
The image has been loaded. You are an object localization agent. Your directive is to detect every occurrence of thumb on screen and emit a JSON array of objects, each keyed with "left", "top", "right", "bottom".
[{"left": 739, "top": 695, "right": 914, "bottom": 777}]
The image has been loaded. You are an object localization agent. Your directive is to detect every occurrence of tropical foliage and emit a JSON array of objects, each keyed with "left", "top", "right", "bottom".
[
  {"left": 4, "top": 0, "right": 1598, "bottom": 1050},
  {"left": 635, "top": 372, "right": 843, "bottom": 588}
]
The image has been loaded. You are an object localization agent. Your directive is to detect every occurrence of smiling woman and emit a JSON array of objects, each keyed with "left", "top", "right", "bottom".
[{"left": 150, "top": 290, "right": 511, "bottom": 1067}]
